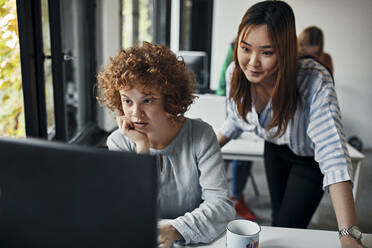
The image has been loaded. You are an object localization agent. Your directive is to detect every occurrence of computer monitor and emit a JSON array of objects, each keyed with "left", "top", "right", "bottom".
[
  {"left": 177, "top": 50, "right": 209, "bottom": 92},
  {"left": 0, "top": 137, "right": 157, "bottom": 248}
]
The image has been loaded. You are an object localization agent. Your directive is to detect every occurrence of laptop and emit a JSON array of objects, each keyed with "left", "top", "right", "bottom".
[{"left": 0, "top": 137, "right": 157, "bottom": 248}]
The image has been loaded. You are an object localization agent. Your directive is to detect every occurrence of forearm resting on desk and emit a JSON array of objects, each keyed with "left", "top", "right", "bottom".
[
  {"left": 329, "top": 181, "right": 365, "bottom": 247},
  {"left": 217, "top": 133, "right": 230, "bottom": 147}
]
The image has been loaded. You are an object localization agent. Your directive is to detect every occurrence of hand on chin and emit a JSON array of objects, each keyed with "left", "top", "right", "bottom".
[{"left": 117, "top": 116, "right": 149, "bottom": 145}]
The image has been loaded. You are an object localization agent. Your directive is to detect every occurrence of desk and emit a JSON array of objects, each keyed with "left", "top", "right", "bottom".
[
  {"left": 176, "top": 226, "right": 372, "bottom": 247},
  {"left": 222, "top": 133, "right": 364, "bottom": 200},
  {"left": 185, "top": 94, "right": 365, "bottom": 201},
  {"left": 221, "top": 133, "right": 264, "bottom": 162}
]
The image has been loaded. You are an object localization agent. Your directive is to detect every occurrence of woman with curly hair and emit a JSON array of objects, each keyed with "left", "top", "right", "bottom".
[{"left": 96, "top": 42, "right": 235, "bottom": 248}]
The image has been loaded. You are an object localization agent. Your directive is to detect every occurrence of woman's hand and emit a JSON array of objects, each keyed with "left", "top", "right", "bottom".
[
  {"left": 341, "top": 236, "right": 367, "bottom": 248},
  {"left": 116, "top": 116, "right": 149, "bottom": 153},
  {"left": 157, "top": 223, "right": 182, "bottom": 248},
  {"left": 217, "top": 133, "right": 230, "bottom": 148}
]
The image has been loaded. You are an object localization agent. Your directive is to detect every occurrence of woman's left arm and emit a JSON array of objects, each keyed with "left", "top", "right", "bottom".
[
  {"left": 329, "top": 182, "right": 366, "bottom": 248},
  {"left": 306, "top": 69, "right": 365, "bottom": 247}
]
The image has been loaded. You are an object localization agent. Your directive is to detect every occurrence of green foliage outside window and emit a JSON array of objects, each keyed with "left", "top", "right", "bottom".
[
  {"left": 122, "top": 0, "right": 152, "bottom": 48},
  {"left": 0, "top": 0, "right": 25, "bottom": 137},
  {"left": 138, "top": 0, "right": 152, "bottom": 43}
]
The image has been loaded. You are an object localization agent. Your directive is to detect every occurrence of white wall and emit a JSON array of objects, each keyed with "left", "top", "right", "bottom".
[{"left": 211, "top": 0, "right": 372, "bottom": 148}]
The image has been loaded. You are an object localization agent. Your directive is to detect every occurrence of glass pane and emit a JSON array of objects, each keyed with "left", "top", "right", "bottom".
[
  {"left": 41, "top": 0, "right": 56, "bottom": 136},
  {"left": 122, "top": 0, "right": 153, "bottom": 48},
  {"left": 139, "top": 0, "right": 153, "bottom": 43},
  {"left": 180, "top": 0, "right": 192, "bottom": 50},
  {"left": 0, "top": 0, "right": 25, "bottom": 137},
  {"left": 61, "top": 0, "right": 90, "bottom": 140},
  {"left": 122, "top": 0, "right": 133, "bottom": 47}
]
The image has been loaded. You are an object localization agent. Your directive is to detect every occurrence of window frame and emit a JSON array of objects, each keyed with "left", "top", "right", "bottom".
[
  {"left": 16, "top": 0, "right": 48, "bottom": 138},
  {"left": 179, "top": 0, "right": 214, "bottom": 92},
  {"left": 16, "top": 0, "right": 105, "bottom": 145},
  {"left": 153, "top": 0, "right": 171, "bottom": 46}
]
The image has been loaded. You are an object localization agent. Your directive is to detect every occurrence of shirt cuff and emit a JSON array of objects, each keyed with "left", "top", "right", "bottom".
[
  {"left": 219, "top": 122, "right": 242, "bottom": 140},
  {"left": 167, "top": 217, "right": 193, "bottom": 245},
  {"left": 322, "top": 167, "right": 353, "bottom": 191}
]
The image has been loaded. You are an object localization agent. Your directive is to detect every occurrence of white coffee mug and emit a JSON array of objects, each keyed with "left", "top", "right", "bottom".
[{"left": 226, "top": 219, "right": 261, "bottom": 248}]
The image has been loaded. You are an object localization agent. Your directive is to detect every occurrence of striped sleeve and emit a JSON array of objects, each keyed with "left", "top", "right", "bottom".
[
  {"left": 220, "top": 98, "right": 244, "bottom": 139},
  {"left": 306, "top": 72, "right": 353, "bottom": 191},
  {"left": 219, "top": 62, "right": 244, "bottom": 139}
]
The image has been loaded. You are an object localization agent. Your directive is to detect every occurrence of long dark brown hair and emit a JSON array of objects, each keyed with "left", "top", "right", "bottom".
[{"left": 230, "top": 1, "right": 298, "bottom": 138}]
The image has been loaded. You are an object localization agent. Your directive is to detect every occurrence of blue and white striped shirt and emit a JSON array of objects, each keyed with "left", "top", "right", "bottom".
[{"left": 220, "top": 59, "right": 353, "bottom": 190}]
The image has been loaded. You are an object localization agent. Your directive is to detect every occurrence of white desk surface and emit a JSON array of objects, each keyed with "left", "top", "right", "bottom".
[
  {"left": 221, "top": 135, "right": 364, "bottom": 162},
  {"left": 221, "top": 135, "right": 264, "bottom": 162},
  {"left": 177, "top": 226, "right": 372, "bottom": 248}
]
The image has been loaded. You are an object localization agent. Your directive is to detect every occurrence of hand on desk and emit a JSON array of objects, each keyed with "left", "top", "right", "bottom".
[{"left": 158, "top": 223, "right": 182, "bottom": 248}]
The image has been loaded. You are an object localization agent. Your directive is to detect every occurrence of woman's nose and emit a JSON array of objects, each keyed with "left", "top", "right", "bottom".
[
  {"left": 131, "top": 104, "right": 144, "bottom": 117},
  {"left": 249, "top": 52, "right": 260, "bottom": 67}
]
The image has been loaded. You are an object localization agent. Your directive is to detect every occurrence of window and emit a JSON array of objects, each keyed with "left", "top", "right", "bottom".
[
  {"left": 180, "top": 0, "right": 192, "bottom": 50},
  {"left": 179, "top": 0, "right": 213, "bottom": 92},
  {"left": 16, "top": 0, "right": 99, "bottom": 144},
  {"left": 121, "top": 0, "right": 171, "bottom": 48},
  {"left": 12, "top": 0, "right": 172, "bottom": 146},
  {"left": 41, "top": 0, "right": 55, "bottom": 136},
  {"left": 59, "top": 0, "right": 96, "bottom": 141},
  {"left": 122, "top": 0, "right": 153, "bottom": 48},
  {"left": 179, "top": 0, "right": 213, "bottom": 52},
  {"left": 0, "top": 0, "right": 25, "bottom": 137}
]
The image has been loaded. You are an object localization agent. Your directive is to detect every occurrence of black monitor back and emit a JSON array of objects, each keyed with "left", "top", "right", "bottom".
[
  {"left": 0, "top": 138, "right": 157, "bottom": 248},
  {"left": 177, "top": 50, "right": 209, "bottom": 92}
]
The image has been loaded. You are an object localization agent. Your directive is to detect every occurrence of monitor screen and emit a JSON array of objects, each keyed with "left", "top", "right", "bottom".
[
  {"left": 177, "top": 50, "right": 209, "bottom": 92},
  {"left": 0, "top": 137, "right": 157, "bottom": 248}
]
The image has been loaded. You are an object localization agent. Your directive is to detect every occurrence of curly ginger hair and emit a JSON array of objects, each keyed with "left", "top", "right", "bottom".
[{"left": 96, "top": 42, "right": 196, "bottom": 121}]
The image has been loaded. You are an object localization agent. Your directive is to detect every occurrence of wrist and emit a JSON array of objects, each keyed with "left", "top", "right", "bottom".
[
  {"left": 170, "top": 225, "right": 182, "bottom": 242},
  {"left": 340, "top": 235, "right": 364, "bottom": 248},
  {"left": 135, "top": 141, "right": 150, "bottom": 154},
  {"left": 338, "top": 226, "right": 362, "bottom": 241}
]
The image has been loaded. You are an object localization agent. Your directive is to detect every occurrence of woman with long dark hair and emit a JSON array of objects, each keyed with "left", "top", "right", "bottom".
[{"left": 217, "top": 1, "right": 365, "bottom": 247}]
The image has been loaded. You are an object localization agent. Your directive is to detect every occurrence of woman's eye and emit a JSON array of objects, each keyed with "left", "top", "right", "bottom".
[
  {"left": 144, "top": 99, "right": 153, "bottom": 104},
  {"left": 241, "top": 46, "right": 250, "bottom": 52},
  {"left": 263, "top": 51, "right": 274, "bottom": 56},
  {"left": 123, "top": 99, "right": 132, "bottom": 105}
]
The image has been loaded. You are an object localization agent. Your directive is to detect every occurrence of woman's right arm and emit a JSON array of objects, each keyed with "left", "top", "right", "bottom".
[{"left": 218, "top": 62, "right": 244, "bottom": 143}]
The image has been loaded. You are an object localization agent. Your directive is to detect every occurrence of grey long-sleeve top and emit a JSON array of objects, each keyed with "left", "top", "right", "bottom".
[{"left": 107, "top": 118, "right": 235, "bottom": 244}]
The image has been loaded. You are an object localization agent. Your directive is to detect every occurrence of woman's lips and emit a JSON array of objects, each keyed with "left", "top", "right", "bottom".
[
  {"left": 133, "top": 122, "right": 148, "bottom": 129},
  {"left": 249, "top": 70, "right": 263, "bottom": 75}
]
